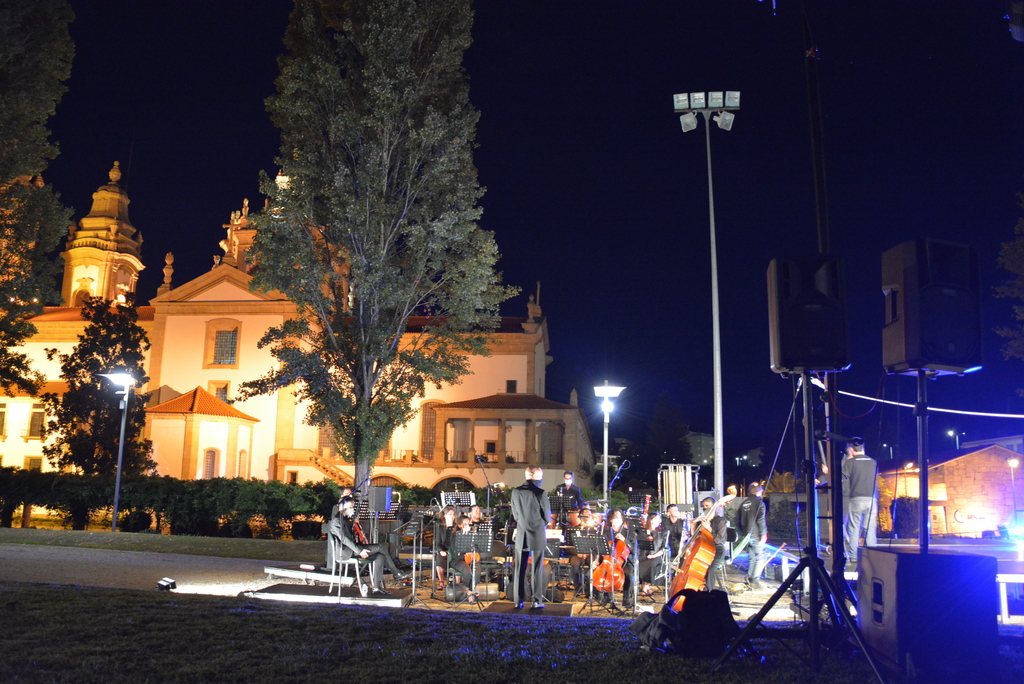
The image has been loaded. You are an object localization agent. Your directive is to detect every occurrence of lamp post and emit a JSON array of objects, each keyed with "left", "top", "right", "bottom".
[
  {"left": 1009, "top": 457, "right": 1020, "bottom": 530},
  {"left": 947, "top": 429, "right": 961, "bottom": 450},
  {"left": 594, "top": 381, "right": 625, "bottom": 506},
  {"left": 99, "top": 372, "right": 135, "bottom": 532},
  {"left": 673, "top": 90, "right": 740, "bottom": 497}
]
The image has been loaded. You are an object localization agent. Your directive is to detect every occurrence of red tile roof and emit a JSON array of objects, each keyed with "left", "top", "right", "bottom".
[
  {"left": 438, "top": 393, "right": 575, "bottom": 410},
  {"left": 146, "top": 386, "right": 258, "bottom": 421}
]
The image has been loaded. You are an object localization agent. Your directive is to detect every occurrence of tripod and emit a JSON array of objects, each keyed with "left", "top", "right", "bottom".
[{"left": 713, "top": 371, "right": 884, "bottom": 682}]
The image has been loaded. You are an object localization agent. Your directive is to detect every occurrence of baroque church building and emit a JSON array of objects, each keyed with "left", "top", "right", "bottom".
[{"left": 3, "top": 164, "right": 595, "bottom": 490}]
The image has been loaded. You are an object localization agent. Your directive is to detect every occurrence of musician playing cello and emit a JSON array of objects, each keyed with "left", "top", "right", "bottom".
[
  {"left": 595, "top": 508, "right": 636, "bottom": 610},
  {"left": 693, "top": 496, "right": 729, "bottom": 591}
]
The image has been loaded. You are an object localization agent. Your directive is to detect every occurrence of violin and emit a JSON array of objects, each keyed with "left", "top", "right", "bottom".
[{"left": 353, "top": 518, "right": 369, "bottom": 545}]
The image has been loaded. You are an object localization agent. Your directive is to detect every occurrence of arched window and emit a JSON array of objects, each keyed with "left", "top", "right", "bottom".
[
  {"left": 202, "top": 449, "right": 219, "bottom": 479},
  {"left": 435, "top": 476, "right": 474, "bottom": 492},
  {"left": 371, "top": 475, "right": 402, "bottom": 487},
  {"left": 419, "top": 401, "right": 443, "bottom": 461}
]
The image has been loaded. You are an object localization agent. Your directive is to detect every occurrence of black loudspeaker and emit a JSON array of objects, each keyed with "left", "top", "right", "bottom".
[
  {"left": 858, "top": 547, "right": 998, "bottom": 682},
  {"left": 368, "top": 486, "right": 392, "bottom": 512},
  {"left": 767, "top": 255, "right": 849, "bottom": 373},
  {"left": 881, "top": 239, "right": 982, "bottom": 375}
]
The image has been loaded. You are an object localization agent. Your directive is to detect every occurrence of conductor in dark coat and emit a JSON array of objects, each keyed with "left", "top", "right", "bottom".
[{"left": 512, "top": 465, "right": 551, "bottom": 609}]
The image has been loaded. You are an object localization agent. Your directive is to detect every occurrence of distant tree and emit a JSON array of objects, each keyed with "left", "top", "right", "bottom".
[
  {"left": 0, "top": 1, "right": 74, "bottom": 395},
  {"left": 242, "top": 0, "right": 514, "bottom": 493},
  {"left": 42, "top": 296, "right": 153, "bottom": 475},
  {"left": 632, "top": 393, "right": 693, "bottom": 485},
  {"left": 995, "top": 191, "right": 1024, "bottom": 390}
]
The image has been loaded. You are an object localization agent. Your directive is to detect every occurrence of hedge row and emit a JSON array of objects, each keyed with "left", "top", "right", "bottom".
[{"left": 0, "top": 469, "right": 453, "bottom": 537}]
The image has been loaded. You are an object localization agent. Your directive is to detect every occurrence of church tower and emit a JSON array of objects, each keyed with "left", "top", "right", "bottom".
[{"left": 61, "top": 161, "right": 144, "bottom": 305}]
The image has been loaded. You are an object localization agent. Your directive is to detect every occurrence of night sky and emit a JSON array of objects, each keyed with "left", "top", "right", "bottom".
[{"left": 43, "top": 1, "right": 1024, "bottom": 475}]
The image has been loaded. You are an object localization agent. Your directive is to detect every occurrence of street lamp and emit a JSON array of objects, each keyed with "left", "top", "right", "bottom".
[
  {"left": 99, "top": 372, "right": 135, "bottom": 532},
  {"left": 947, "top": 429, "right": 962, "bottom": 450},
  {"left": 673, "top": 90, "right": 740, "bottom": 497},
  {"left": 594, "top": 381, "right": 625, "bottom": 506},
  {"left": 1009, "top": 456, "right": 1020, "bottom": 530}
]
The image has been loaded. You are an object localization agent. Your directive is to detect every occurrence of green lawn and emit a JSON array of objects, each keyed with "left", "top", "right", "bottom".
[
  {"left": 0, "top": 582, "right": 891, "bottom": 684},
  {"left": 0, "top": 527, "right": 322, "bottom": 562}
]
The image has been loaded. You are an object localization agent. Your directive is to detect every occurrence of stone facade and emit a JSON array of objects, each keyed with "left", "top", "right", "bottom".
[{"left": 880, "top": 445, "right": 1022, "bottom": 536}]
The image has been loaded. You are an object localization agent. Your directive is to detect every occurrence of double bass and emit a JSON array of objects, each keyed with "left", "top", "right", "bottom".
[{"left": 666, "top": 495, "right": 734, "bottom": 611}]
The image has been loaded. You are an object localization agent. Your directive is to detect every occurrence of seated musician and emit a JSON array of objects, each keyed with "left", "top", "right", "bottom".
[
  {"left": 433, "top": 506, "right": 457, "bottom": 584},
  {"left": 638, "top": 512, "right": 667, "bottom": 597},
  {"left": 324, "top": 487, "right": 353, "bottom": 568},
  {"left": 661, "top": 504, "right": 687, "bottom": 561},
  {"left": 596, "top": 508, "right": 636, "bottom": 610},
  {"left": 333, "top": 496, "right": 409, "bottom": 596},
  {"left": 568, "top": 507, "right": 595, "bottom": 589},
  {"left": 469, "top": 505, "right": 484, "bottom": 527},
  {"left": 694, "top": 496, "right": 729, "bottom": 591},
  {"left": 452, "top": 514, "right": 486, "bottom": 602}
]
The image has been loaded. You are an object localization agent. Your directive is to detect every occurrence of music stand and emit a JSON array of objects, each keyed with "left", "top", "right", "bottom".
[
  {"left": 549, "top": 494, "right": 573, "bottom": 528},
  {"left": 452, "top": 530, "right": 491, "bottom": 610},
  {"left": 573, "top": 533, "right": 612, "bottom": 615},
  {"left": 400, "top": 512, "right": 429, "bottom": 609},
  {"left": 441, "top": 491, "right": 475, "bottom": 509}
]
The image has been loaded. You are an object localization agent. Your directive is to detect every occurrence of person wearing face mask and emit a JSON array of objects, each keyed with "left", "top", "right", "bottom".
[
  {"left": 324, "top": 487, "right": 353, "bottom": 568},
  {"left": 333, "top": 495, "right": 409, "bottom": 596},
  {"left": 552, "top": 470, "right": 585, "bottom": 510},
  {"left": 511, "top": 466, "right": 550, "bottom": 609}
]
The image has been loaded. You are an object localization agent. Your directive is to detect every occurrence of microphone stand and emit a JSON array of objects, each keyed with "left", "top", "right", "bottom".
[{"left": 475, "top": 454, "right": 493, "bottom": 511}]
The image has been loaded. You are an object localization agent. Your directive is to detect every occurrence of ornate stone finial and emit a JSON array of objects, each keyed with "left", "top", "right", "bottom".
[
  {"left": 527, "top": 294, "right": 542, "bottom": 321},
  {"left": 157, "top": 253, "right": 174, "bottom": 295},
  {"left": 109, "top": 161, "right": 122, "bottom": 184},
  {"left": 213, "top": 254, "right": 222, "bottom": 268},
  {"left": 242, "top": 198, "right": 249, "bottom": 217},
  {"left": 570, "top": 389, "right": 578, "bottom": 407}
]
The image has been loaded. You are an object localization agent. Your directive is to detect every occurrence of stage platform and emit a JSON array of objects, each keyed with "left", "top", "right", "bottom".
[
  {"left": 250, "top": 582, "right": 410, "bottom": 608},
  {"left": 264, "top": 564, "right": 341, "bottom": 585}
]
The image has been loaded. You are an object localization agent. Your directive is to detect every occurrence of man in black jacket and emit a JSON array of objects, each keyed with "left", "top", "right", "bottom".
[
  {"left": 332, "top": 496, "right": 409, "bottom": 596},
  {"left": 738, "top": 483, "right": 768, "bottom": 590},
  {"left": 511, "top": 466, "right": 550, "bottom": 609},
  {"left": 842, "top": 438, "right": 878, "bottom": 562}
]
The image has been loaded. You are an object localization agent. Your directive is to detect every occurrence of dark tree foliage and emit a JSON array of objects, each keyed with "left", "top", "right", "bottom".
[
  {"left": 42, "top": 296, "right": 153, "bottom": 475},
  {"left": 632, "top": 393, "right": 694, "bottom": 486},
  {"left": 996, "top": 192, "right": 1024, "bottom": 390},
  {"left": 243, "top": 0, "right": 514, "bottom": 492},
  {"left": 0, "top": 0, "right": 75, "bottom": 395}
]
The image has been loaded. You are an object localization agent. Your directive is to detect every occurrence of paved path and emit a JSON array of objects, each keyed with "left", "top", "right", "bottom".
[{"left": 0, "top": 543, "right": 275, "bottom": 595}]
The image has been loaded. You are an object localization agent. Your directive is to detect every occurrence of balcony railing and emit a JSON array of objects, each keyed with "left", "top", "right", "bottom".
[{"left": 375, "top": 449, "right": 561, "bottom": 466}]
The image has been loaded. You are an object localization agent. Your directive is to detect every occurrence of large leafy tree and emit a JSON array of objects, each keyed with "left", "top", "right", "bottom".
[
  {"left": 43, "top": 296, "right": 153, "bottom": 475},
  {"left": 996, "top": 191, "right": 1024, "bottom": 390},
  {"left": 242, "top": 0, "right": 513, "bottom": 492},
  {"left": 0, "top": 0, "right": 74, "bottom": 395}
]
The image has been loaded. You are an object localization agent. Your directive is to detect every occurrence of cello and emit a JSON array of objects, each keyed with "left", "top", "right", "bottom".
[
  {"left": 592, "top": 511, "right": 630, "bottom": 593},
  {"left": 666, "top": 495, "right": 734, "bottom": 611}
]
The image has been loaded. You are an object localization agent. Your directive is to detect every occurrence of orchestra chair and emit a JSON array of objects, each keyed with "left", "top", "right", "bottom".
[{"left": 328, "top": 535, "right": 371, "bottom": 597}]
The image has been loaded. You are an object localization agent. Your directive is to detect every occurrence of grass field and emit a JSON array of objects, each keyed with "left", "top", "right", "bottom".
[
  {"left": 0, "top": 527, "right": 322, "bottom": 562},
  {"left": 2, "top": 529, "right": 1022, "bottom": 683},
  {"left": 0, "top": 582, "right": 891, "bottom": 684}
]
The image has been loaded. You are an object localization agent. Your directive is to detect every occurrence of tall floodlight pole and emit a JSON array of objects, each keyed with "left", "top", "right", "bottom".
[
  {"left": 594, "top": 381, "right": 625, "bottom": 506},
  {"left": 673, "top": 91, "right": 740, "bottom": 497},
  {"left": 99, "top": 372, "right": 135, "bottom": 532}
]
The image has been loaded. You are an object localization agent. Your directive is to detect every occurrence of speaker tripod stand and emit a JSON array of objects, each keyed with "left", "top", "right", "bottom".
[{"left": 712, "top": 372, "right": 884, "bottom": 683}]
